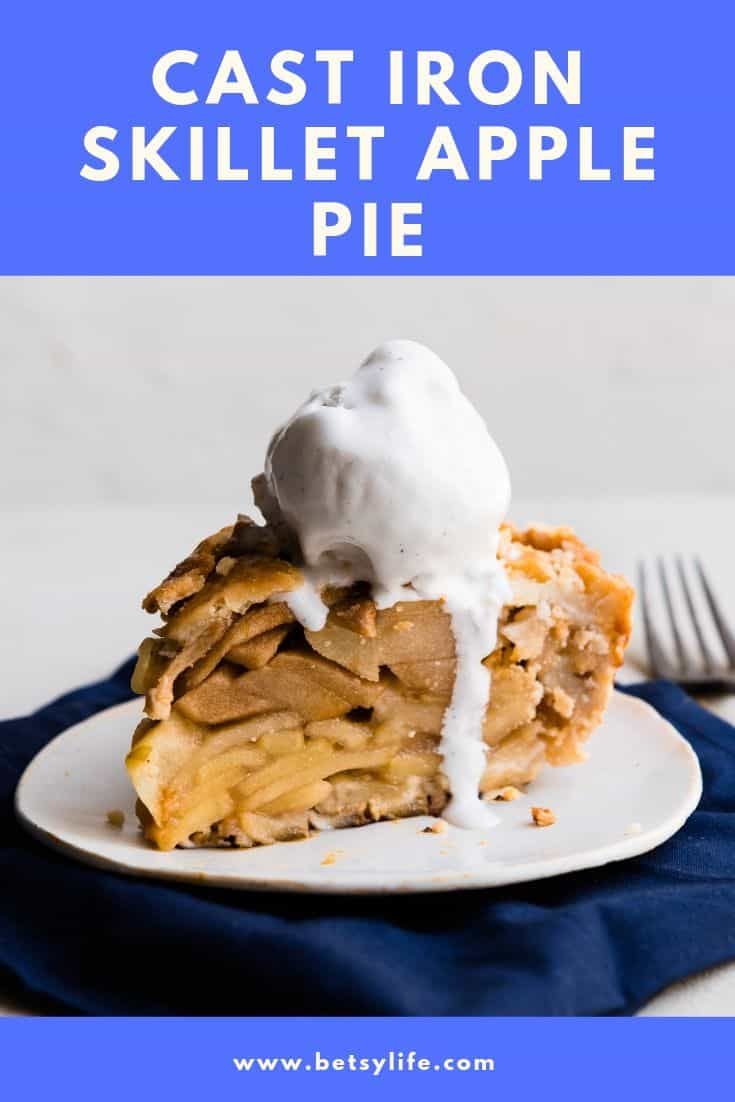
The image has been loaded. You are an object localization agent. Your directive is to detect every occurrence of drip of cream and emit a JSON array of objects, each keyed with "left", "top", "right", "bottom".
[{"left": 254, "top": 339, "right": 511, "bottom": 829}]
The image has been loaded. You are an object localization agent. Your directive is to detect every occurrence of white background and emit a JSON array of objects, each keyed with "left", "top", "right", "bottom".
[{"left": 2, "top": 276, "right": 734, "bottom": 507}]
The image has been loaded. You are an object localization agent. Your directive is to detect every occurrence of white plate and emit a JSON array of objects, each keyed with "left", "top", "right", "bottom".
[{"left": 15, "top": 692, "right": 701, "bottom": 895}]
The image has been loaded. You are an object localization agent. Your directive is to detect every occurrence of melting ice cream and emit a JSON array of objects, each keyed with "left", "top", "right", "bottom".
[{"left": 254, "top": 339, "right": 511, "bottom": 829}]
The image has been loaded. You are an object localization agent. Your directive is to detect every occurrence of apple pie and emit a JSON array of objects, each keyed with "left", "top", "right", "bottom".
[{"left": 126, "top": 517, "right": 633, "bottom": 850}]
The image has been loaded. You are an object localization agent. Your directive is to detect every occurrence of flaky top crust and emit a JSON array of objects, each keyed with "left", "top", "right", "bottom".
[{"left": 138, "top": 516, "right": 633, "bottom": 721}]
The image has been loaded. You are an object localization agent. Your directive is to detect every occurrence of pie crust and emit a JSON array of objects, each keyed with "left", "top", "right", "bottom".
[{"left": 127, "top": 518, "right": 633, "bottom": 850}]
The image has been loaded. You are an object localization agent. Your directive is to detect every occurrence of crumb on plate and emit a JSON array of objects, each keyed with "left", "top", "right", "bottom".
[
  {"left": 320, "top": 849, "right": 344, "bottom": 867},
  {"left": 106, "top": 809, "right": 125, "bottom": 829},
  {"left": 531, "top": 806, "right": 556, "bottom": 828},
  {"left": 422, "top": 819, "right": 448, "bottom": 834}
]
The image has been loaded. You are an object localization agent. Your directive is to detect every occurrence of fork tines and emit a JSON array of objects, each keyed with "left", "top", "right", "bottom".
[{"left": 638, "top": 557, "right": 735, "bottom": 690}]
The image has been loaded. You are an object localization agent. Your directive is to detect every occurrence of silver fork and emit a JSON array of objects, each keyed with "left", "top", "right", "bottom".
[{"left": 638, "top": 558, "right": 735, "bottom": 692}]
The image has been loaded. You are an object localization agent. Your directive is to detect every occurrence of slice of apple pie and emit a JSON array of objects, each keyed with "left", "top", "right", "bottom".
[{"left": 126, "top": 517, "right": 633, "bottom": 850}]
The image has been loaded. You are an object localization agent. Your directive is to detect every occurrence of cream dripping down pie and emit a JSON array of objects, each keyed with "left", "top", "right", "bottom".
[{"left": 126, "top": 341, "right": 633, "bottom": 850}]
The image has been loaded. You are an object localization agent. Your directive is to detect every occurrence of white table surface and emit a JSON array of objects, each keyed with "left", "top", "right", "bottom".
[{"left": 3, "top": 497, "right": 735, "bottom": 1016}]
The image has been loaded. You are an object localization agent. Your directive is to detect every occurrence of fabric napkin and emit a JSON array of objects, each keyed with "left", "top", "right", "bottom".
[{"left": 1, "top": 661, "right": 734, "bottom": 1017}]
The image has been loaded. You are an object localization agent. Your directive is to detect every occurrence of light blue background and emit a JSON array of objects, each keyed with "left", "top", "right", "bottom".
[{"left": 0, "top": 0, "right": 732, "bottom": 271}]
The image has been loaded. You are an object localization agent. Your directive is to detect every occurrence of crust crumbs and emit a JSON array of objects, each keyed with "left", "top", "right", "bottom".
[
  {"left": 531, "top": 806, "right": 556, "bottom": 827},
  {"left": 422, "top": 819, "right": 448, "bottom": 834},
  {"left": 320, "top": 850, "right": 345, "bottom": 866}
]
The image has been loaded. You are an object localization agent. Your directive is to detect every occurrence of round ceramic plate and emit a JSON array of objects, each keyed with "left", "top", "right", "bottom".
[{"left": 15, "top": 691, "right": 701, "bottom": 895}]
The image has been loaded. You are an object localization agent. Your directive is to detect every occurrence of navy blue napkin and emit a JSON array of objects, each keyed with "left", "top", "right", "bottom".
[{"left": 1, "top": 662, "right": 734, "bottom": 1016}]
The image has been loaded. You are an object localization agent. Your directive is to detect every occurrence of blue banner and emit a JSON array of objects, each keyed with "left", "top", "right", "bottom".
[
  {"left": 2, "top": 1016, "right": 735, "bottom": 1098},
  {"left": 1, "top": 0, "right": 733, "bottom": 273}
]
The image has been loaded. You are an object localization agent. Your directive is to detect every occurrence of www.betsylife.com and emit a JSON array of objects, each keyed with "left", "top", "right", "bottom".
[{"left": 232, "top": 1051, "right": 496, "bottom": 1076}]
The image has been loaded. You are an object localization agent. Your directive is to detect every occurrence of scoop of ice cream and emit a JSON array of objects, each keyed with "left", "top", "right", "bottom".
[
  {"left": 255, "top": 339, "right": 511, "bottom": 830},
  {"left": 257, "top": 339, "right": 510, "bottom": 609}
]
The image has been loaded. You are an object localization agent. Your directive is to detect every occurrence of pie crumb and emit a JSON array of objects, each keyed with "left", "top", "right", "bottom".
[
  {"left": 531, "top": 806, "right": 556, "bottom": 827},
  {"left": 106, "top": 809, "right": 125, "bottom": 829},
  {"left": 422, "top": 819, "right": 448, "bottom": 834},
  {"left": 320, "top": 850, "right": 344, "bottom": 866},
  {"left": 496, "top": 786, "right": 521, "bottom": 802}
]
